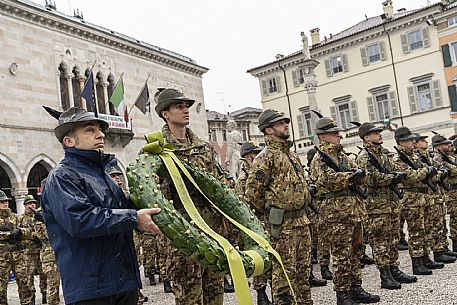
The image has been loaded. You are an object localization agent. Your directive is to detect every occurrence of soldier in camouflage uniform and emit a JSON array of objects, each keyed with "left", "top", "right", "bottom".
[
  {"left": 19, "top": 195, "right": 47, "bottom": 304},
  {"left": 393, "top": 126, "right": 442, "bottom": 275},
  {"left": 309, "top": 116, "right": 379, "bottom": 305},
  {"left": 156, "top": 234, "right": 173, "bottom": 293},
  {"left": 142, "top": 233, "right": 158, "bottom": 285},
  {"left": 431, "top": 134, "right": 457, "bottom": 257},
  {"left": 355, "top": 123, "right": 416, "bottom": 290},
  {"left": 153, "top": 88, "right": 224, "bottom": 305},
  {"left": 415, "top": 134, "right": 456, "bottom": 264},
  {"left": 35, "top": 212, "right": 61, "bottom": 305},
  {"left": 245, "top": 109, "right": 313, "bottom": 305},
  {"left": 0, "top": 190, "right": 34, "bottom": 305}
]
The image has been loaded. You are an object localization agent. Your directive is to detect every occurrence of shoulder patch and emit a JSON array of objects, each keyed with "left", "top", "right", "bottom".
[{"left": 256, "top": 170, "right": 265, "bottom": 180}]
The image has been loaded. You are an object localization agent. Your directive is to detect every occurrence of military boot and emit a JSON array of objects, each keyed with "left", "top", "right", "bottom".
[
  {"left": 412, "top": 257, "right": 432, "bottom": 275},
  {"left": 422, "top": 254, "right": 444, "bottom": 269},
  {"left": 224, "top": 276, "right": 235, "bottom": 293},
  {"left": 311, "top": 248, "right": 318, "bottom": 264},
  {"left": 397, "top": 239, "right": 409, "bottom": 251},
  {"left": 379, "top": 267, "right": 401, "bottom": 290},
  {"left": 256, "top": 287, "right": 273, "bottom": 305},
  {"left": 360, "top": 253, "right": 375, "bottom": 265},
  {"left": 336, "top": 291, "right": 356, "bottom": 305},
  {"left": 443, "top": 246, "right": 457, "bottom": 257},
  {"left": 41, "top": 293, "right": 47, "bottom": 304},
  {"left": 433, "top": 251, "right": 456, "bottom": 263},
  {"left": 149, "top": 275, "right": 156, "bottom": 286},
  {"left": 321, "top": 265, "right": 333, "bottom": 280},
  {"left": 349, "top": 285, "right": 380, "bottom": 303},
  {"left": 163, "top": 280, "right": 173, "bottom": 293},
  {"left": 309, "top": 270, "right": 327, "bottom": 287},
  {"left": 389, "top": 266, "right": 417, "bottom": 283}
]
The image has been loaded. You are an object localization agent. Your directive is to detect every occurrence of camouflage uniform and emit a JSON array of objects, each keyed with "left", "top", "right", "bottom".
[
  {"left": 0, "top": 208, "right": 33, "bottom": 305},
  {"left": 393, "top": 146, "right": 430, "bottom": 258},
  {"left": 19, "top": 212, "right": 47, "bottom": 301},
  {"left": 245, "top": 135, "right": 312, "bottom": 305},
  {"left": 161, "top": 124, "right": 224, "bottom": 305},
  {"left": 356, "top": 143, "right": 400, "bottom": 269},
  {"left": 132, "top": 230, "right": 146, "bottom": 305},
  {"left": 142, "top": 233, "right": 158, "bottom": 278},
  {"left": 35, "top": 221, "right": 60, "bottom": 305},
  {"left": 310, "top": 141, "right": 367, "bottom": 292}
]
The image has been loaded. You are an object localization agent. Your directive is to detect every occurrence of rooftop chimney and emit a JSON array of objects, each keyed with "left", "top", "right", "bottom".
[
  {"left": 275, "top": 54, "right": 284, "bottom": 60},
  {"left": 382, "top": 0, "right": 393, "bottom": 20},
  {"left": 310, "top": 28, "right": 320, "bottom": 46}
]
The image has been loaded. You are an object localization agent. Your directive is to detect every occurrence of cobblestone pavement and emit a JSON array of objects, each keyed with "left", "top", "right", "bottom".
[{"left": 7, "top": 244, "right": 457, "bottom": 305}]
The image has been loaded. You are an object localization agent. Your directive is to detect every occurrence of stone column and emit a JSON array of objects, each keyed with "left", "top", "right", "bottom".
[
  {"left": 300, "top": 59, "right": 320, "bottom": 144},
  {"left": 102, "top": 81, "right": 109, "bottom": 114},
  {"left": 79, "top": 76, "right": 87, "bottom": 109},
  {"left": 65, "top": 73, "right": 74, "bottom": 108},
  {"left": 12, "top": 188, "right": 28, "bottom": 215}
]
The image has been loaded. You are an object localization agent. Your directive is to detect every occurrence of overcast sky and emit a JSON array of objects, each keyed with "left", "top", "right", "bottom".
[{"left": 54, "top": 0, "right": 431, "bottom": 114}]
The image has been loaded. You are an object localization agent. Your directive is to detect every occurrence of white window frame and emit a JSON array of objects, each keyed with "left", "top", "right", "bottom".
[
  {"left": 297, "top": 110, "right": 313, "bottom": 139},
  {"left": 261, "top": 76, "right": 281, "bottom": 96},
  {"left": 448, "top": 16, "right": 457, "bottom": 27},
  {"left": 330, "top": 56, "right": 344, "bottom": 75},
  {"left": 407, "top": 78, "right": 443, "bottom": 114},
  {"left": 367, "top": 43, "right": 381, "bottom": 64},
  {"left": 415, "top": 82, "right": 434, "bottom": 112},
  {"left": 407, "top": 29, "right": 424, "bottom": 51},
  {"left": 450, "top": 41, "right": 457, "bottom": 66},
  {"left": 336, "top": 102, "right": 351, "bottom": 129},
  {"left": 374, "top": 93, "right": 393, "bottom": 121}
]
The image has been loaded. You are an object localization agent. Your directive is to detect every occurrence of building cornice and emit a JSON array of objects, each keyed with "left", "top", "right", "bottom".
[
  {"left": 248, "top": 55, "right": 318, "bottom": 78},
  {"left": 0, "top": 0, "right": 208, "bottom": 77}
]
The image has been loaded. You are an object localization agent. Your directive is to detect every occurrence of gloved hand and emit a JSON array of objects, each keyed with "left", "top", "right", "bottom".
[
  {"left": 32, "top": 209, "right": 44, "bottom": 223},
  {"left": 9, "top": 228, "right": 21, "bottom": 240},
  {"left": 391, "top": 172, "right": 406, "bottom": 185},
  {"left": 308, "top": 185, "right": 317, "bottom": 199},
  {"left": 349, "top": 169, "right": 365, "bottom": 185},
  {"left": 427, "top": 166, "right": 437, "bottom": 176}
]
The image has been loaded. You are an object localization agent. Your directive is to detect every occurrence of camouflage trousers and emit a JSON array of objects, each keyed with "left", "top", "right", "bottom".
[
  {"left": 0, "top": 250, "right": 32, "bottom": 305},
  {"left": 317, "top": 216, "right": 331, "bottom": 267},
  {"left": 401, "top": 193, "right": 427, "bottom": 257},
  {"left": 424, "top": 197, "right": 447, "bottom": 252},
  {"left": 27, "top": 251, "right": 47, "bottom": 297},
  {"left": 399, "top": 210, "right": 407, "bottom": 241},
  {"left": 142, "top": 233, "right": 158, "bottom": 277},
  {"left": 271, "top": 226, "right": 312, "bottom": 305},
  {"left": 169, "top": 247, "right": 224, "bottom": 305},
  {"left": 328, "top": 221, "right": 364, "bottom": 292},
  {"left": 42, "top": 261, "right": 60, "bottom": 305},
  {"left": 448, "top": 200, "right": 457, "bottom": 241},
  {"left": 366, "top": 212, "right": 399, "bottom": 268},
  {"left": 157, "top": 234, "right": 172, "bottom": 282}
]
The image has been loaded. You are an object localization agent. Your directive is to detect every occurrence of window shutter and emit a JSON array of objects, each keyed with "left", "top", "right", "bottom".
[
  {"left": 360, "top": 47, "right": 369, "bottom": 66},
  {"left": 297, "top": 114, "right": 305, "bottom": 138},
  {"left": 292, "top": 70, "right": 299, "bottom": 87},
  {"left": 330, "top": 105, "right": 338, "bottom": 124},
  {"left": 432, "top": 79, "right": 442, "bottom": 107},
  {"left": 380, "top": 41, "right": 387, "bottom": 61},
  {"left": 342, "top": 54, "right": 349, "bottom": 72},
  {"left": 349, "top": 100, "right": 359, "bottom": 122},
  {"left": 275, "top": 76, "right": 281, "bottom": 93},
  {"left": 261, "top": 80, "right": 268, "bottom": 96},
  {"left": 366, "top": 97, "right": 376, "bottom": 121},
  {"left": 407, "top": 86, "right": 418, "bottom": 113},
  {"left": 422, "top": 27, "right": 431, "bottom": 48},
  {"left": 442, "top": 44, "right": 452, "bottom": 67},
  {"left": 400, "top": 34, "right": 410, "bottom": 54},
  {"left": 324, "top": 59, "right": 332, "bottom": 77},
  {"left": 389, "top": 91, "right": 399, "bottom": 117},
  {"left": 448, "top": 85, "right": 457, "bottom": 111}
]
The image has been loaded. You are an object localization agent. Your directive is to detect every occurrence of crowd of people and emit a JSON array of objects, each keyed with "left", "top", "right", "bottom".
[{"left": 1, "top": 88, "right": 457, "bottom": 305}]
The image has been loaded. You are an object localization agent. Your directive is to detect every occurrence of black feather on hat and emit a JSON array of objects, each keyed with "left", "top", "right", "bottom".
[
  {"left": 311, "top": 110, "right": 324, "bottom": 118},
  {"left": 42, "top": 106, "right": 62, "bottom": 120}
]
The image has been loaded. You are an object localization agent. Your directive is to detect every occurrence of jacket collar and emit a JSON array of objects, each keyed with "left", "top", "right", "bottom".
[
  {"left": 319, "top": 140, "right": 343, "bottom": 154},
  {"left": 363, "top": 142, "right": 382, "bottom": 154},
  {"left": 265, "top": 135, "right": 293, "bottom": 152},
  {"left": 63, "top": 148, "right": 115, "bottom": 169}
]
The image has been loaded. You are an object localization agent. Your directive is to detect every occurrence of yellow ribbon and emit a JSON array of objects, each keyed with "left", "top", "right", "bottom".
[{"left": 143, "top": 130, "right": 297, "bottom": 304}]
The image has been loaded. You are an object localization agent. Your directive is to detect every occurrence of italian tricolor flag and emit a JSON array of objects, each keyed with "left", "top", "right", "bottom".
[{"left": 109, "top": 75, "right": 129, "bottom": 127}]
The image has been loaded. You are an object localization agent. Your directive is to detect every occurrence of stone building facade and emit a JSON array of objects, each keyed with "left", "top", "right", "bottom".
[{"left": 0, "top": 0, "right": 208, "bottom": 213}]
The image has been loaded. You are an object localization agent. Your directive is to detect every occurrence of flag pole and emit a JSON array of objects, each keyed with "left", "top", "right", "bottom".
[
  {"left": 128, "top": 74, "right": 150, "bottom": 116},
  {"left": 105, "top": 72, "right": 124, "bottom": 111}
]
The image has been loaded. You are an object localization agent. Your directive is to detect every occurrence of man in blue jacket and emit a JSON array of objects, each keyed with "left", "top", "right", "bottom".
[{"left": 41, "top": 107, "right": 161, "bottom": 305}]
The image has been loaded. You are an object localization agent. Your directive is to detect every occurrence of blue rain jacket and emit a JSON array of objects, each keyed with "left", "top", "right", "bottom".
[{"left": 41, "top": 148, "right": 141, "bottom": 304}]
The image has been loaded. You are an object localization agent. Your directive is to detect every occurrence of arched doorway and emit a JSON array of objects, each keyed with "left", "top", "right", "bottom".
[
  {"left": 0, "top": 165, "right": 15, "bottom": 212},
  {"left": 26, "top": 162, "right": 50, "bottom": 207}
]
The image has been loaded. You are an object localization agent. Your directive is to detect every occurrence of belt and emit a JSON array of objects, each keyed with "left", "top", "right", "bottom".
[
  {"left": 283, "top": 208, "right": 305, "bottom": 220},
  {"left": 319, "top": 189, "right": 357, "bottom": 199},
  {"left": 403, "top": 187, "right": 428, "bottom": 194},
  {"left": 367, "top": 192, "right": 393, "bottom": 200}
]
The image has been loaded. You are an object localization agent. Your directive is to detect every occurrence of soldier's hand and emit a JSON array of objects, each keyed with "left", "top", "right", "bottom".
[
  {"left": 137, "top": 208, "right": 162, "bottom": 234},
  {"left": 308, "top": 185, "right": 317, "bottom": 199},
  {"left": 9, "top": 228, "right": 21, "bottom": 240},
  {"left": 392, "top": 172, "right": 406, "bottom": 184},
  {"left": 349, "top": 169, "right": 364, "bottom": 185}
]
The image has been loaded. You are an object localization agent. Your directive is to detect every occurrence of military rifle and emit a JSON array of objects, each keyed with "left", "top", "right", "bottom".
[
  {"left": 418, "top": 153, "right": 450, "bottom": 191},
  {"left": 314, "top": 146, "right": 368, "bottom": 199},
  {"left": 0, "top": 222, "right": 25, "bottom": 250},
  {"left": 394, "top": 147, "right": 438, "bottom": 192},
  {"left": 364, "top": 148, "right": 404, "bottom": 199}
]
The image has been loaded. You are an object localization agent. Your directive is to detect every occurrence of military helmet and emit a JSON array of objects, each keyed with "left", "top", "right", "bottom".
[
  {"left": 315, "top": 117, "right": 343, "bottom": 135},
  {"left": 431, "top": 134, "right": 452, "bottom": 146},
  {"left": 240, "top": 141, "right": 262, "bottom": 158},
  {"left": 0, "top": 190, "right": 11, "bottom": 201},
  {"left": 394, "top": 126, "right": 416, "bottom": 142},
  {"left": 54, "top": 107, "right": 109, "bottom": 143},
  {"left": 358, "top": 122, "right": 383, "bottom": 139},
  {"left": 258, "top": 109, "right": 290, "bottom": 132},
  {"left": 106, "top": 166, "right": 123, "bottom": 176},
  {"left": 23, "top": 195, "right": 37, "bottom": 205},
  {"left": 154, "top": 88, "right": 195, "bottom": 118}
]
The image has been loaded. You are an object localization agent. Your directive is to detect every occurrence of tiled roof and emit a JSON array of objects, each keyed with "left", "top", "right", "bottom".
[
  {"left": 229, "top": 107, "right": 262, "bottom": 117},
  {"left": 18, "top": 0, "right": 198, "bottom": 65},
  {"left": 206, "top": 110, "right": 228, "bottom": 121}
]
